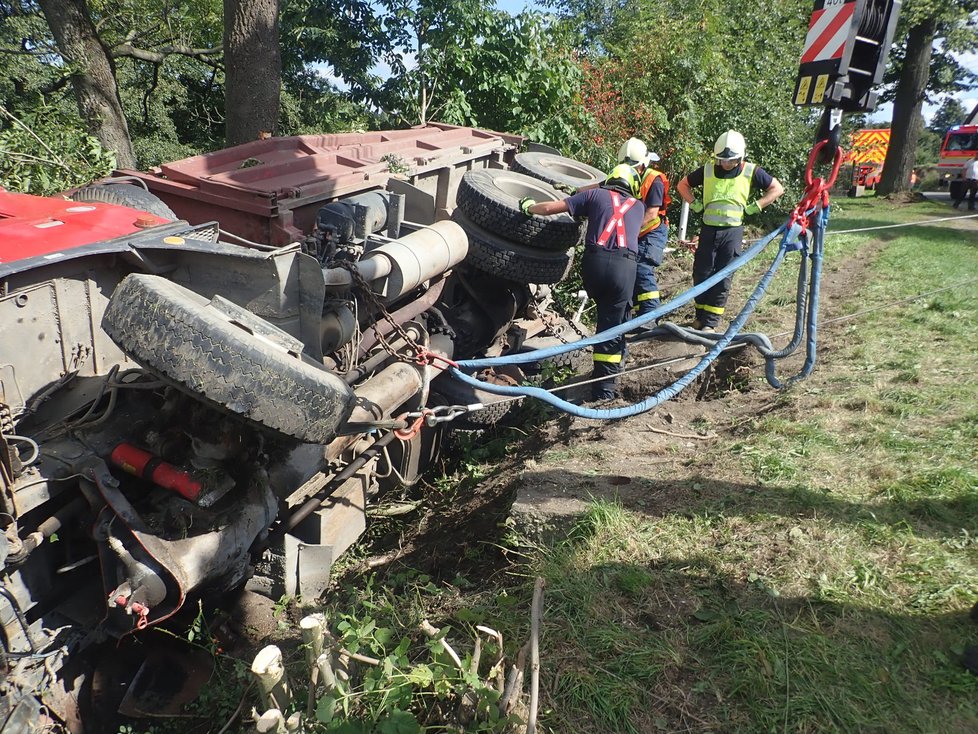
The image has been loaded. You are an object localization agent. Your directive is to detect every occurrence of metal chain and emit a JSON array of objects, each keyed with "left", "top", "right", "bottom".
[{"left": 333, "top": 260, "right": 428, "bottom": 363}]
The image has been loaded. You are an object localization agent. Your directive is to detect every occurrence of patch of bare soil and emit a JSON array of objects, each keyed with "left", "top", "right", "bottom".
[
  {"left": 316, "top": 234, "right": 894, "bottom": 733},
  {"left": 348, "top": 235, "right": 891, "bottom": 585}
]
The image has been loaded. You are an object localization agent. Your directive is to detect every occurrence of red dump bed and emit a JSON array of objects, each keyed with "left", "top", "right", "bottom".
[{"left": 119, "top": 124, "right": 521, "bottom": 246}]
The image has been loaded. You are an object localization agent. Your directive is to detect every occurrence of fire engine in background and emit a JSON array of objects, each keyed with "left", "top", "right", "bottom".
[
  {"left": 939, "top": 109, "right": 978, "bottom": 200},
  {"left": 847, "top": 128, "right": 889, "bottom": 194}
]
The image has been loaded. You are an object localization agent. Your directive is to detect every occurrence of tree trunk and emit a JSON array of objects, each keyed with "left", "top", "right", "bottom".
[
  {"left": 37, "top": 0, "right": 136, "bottom": 168},
  {"left": 877, "top": 18, "right": 937, "bottom": 196},
  {"left": 224, "top": 0, "right": 281, "bottom": 147}
]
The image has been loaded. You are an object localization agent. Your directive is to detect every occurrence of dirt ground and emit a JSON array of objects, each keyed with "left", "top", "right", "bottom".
[
  {"left": 342, "top": 214, "right": 903, "bottom": 583},
  {"left": 183, "top": 201, "right": 977, "bottom": 734}
]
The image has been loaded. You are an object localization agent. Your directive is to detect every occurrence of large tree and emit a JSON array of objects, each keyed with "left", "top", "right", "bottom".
[
  {"left": 877, "top": 0, "right": 978, "bottom": 195},
  {"left": 3, "top": 0, "right": 225, "bottom": 169},
  {"left": 224, "top": 0, "right": 281, "bottom": 145},
  {"left": 36, "top": 0, "right": 136, "bottom": 167}
]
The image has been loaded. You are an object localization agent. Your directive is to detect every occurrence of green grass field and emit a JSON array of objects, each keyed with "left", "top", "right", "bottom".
[{"left": 515, "top": 197, "right": 978, "bottom": 733}]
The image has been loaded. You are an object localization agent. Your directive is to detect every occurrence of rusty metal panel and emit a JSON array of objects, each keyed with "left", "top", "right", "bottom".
[{"left": 119, "top": 124, "right": 521, "bottom": 246}]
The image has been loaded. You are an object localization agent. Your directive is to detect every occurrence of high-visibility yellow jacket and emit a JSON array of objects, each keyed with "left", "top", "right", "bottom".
[{"left": 703, "top": 162, "right": 755, "bottom": 227}]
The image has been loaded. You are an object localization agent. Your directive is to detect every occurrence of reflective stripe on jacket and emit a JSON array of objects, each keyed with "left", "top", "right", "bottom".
[
  {"left": 639, "top": 169, "right": 671, "bottom": 235},
  {"left": 596, "top": 192, "right": 639, "bottom": 249},
  {"left": 703, "top": 162, "right": 755, "bottom": 227}
]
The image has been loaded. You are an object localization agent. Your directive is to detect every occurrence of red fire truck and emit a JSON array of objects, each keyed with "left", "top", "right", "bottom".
[
  {"left": 939, "top": 123, "right": 978, "bottom": 201},
  {"left": 848, "top": 128, "right": 889, "bottom": 193}
]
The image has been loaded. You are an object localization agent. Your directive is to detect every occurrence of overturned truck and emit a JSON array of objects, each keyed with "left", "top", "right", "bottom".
[{"left": 0, "top": 124, "right": 604, "bottom": 730}]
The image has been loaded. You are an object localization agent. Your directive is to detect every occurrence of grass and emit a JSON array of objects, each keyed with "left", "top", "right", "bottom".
[
  {"left": 506, "top": 197, "right": 978, "bottom": 732},
  {"left": 176, "top": 197, "right": 978, "bottom": 733}
]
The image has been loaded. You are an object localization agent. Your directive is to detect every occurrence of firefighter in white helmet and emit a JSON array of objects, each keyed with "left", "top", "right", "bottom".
[
  {"left": 633, "top": 150, "right": 671, "bottom": 317},
  {"left": 618, "top": 137, "right": 648, "bottom": 167},
  {"left": 519, "top": 165, "right": 645, "bottom": 400},
  {"left": 675, "top": 130, "right": 784, "bottom": 331}
]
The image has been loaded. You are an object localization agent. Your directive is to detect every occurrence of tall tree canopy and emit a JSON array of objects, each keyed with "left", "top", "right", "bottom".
[
  {"left": 928, "top": 96, "right": 968, "bottom": 133},
  {"left": 550, "top": 0, "right": 815, "bottom": 207}
]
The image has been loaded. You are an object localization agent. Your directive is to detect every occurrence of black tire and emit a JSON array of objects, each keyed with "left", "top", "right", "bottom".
[
  {"left": 456, "top": 169, "right": 582, "bottom": 250},
  {"left": 512, "top": 152, "right": 605, "bottom": 190},
  {"left": 517, "top": 328, "right": 592, "bottom": 376},
  {"left": 71, "top": 183, "right": 177, "bottom": 220},
  {"left": 432, "top": 375, "right": 518, "bottom": 429},
  {"left": 452, "top": 210, "right": 574, "bottom": 285},
  {"left": 103, "top": 274, "right": 356, "bottom": 443},
  {"left": 949, "top": 179, "right": 965, "bottom": 202}
]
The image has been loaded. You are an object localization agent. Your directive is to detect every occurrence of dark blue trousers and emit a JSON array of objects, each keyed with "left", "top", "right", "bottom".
[
  {"left": 634, "top": 222, "right": 668, "bottom": 315},
  {"left": 693, "top": 224, "right": 743, "bottom": 329},
  {"left": 582, "top": 247, "right": 637, "bottom": 400}
]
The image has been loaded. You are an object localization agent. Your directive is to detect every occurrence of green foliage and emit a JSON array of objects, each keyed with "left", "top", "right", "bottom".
[
  {"left": 434, "top": 12, "right": 584, "bottom": 148},
  {"left": 0, "top": 104, "right": 116, "bottom": 194},
  {"left": 553, "top": 0, "right": 816, "bottom": 213},
  {"left": 307, "top": 574, "right": 519, "bottom": 731},
  {"left": 928, "top": 96, "right": 968, "bottom": 133}
]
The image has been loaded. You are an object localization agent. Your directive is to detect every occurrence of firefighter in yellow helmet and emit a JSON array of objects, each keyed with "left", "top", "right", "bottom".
[
  {"left": 565, "top": 137, "right": 667, "bottom": 317},
  {"left": 520, "top": 165, "right": 645, "bottom": 400},
  {"left": 675, "top": 130, "right": 784, "bottom": 331}
]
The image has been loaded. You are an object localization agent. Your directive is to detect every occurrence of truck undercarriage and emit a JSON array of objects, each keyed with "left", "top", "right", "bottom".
[{"left": 0, "top": 125, "right": 604, "bottom": 731}]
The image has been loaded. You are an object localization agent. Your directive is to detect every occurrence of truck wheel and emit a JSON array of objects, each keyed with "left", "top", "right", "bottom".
[
  {"left": 949, "top": 179, "right": 965, "bottom": 201},
  {"left": 517, "top": 329, "right": 592, "bottom": 377},
  {"left": 70, "top": 183, "right": 177, "bottom": 220},
  {"left": 103, "top": 274, "right": 356, "bottom": 444},
  {"left": 456, "top": 169, "right": 582, "bottom": 250},
  {"left": 452, "top": 211, "right": 574, "bottom": 285},
  {"left": 512, "top": 152, "right": 604, "bottom": 190}
]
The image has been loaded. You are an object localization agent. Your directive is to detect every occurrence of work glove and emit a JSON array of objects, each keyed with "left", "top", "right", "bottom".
[
  {"left": 553, "top": 183, "right": 577, "bottom": 195},
  {"left": 745, "top": 201, "right": 762, "bottom": 216},
  {"left": 690, "top": 199, "right": 704, "bottom": 213},
  {"left": 519, "top": 197, "right": 537, "bottom": 216}
]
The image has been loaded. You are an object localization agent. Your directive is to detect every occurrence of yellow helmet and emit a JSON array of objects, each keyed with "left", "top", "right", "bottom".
[{"left": 603, "top": 164, "right": 641, "bottom": 198}]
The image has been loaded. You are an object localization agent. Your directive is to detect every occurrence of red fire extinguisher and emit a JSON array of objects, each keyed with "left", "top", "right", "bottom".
[{"left": 109, "top": 443, "right": 204, "bottom": 503}]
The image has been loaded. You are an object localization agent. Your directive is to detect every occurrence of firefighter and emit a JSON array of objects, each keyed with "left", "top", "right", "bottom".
[
  {"left": 519, "top": 165, "right": 645, "bottom": 400},
  {"left": 675, "top": 130, "right": 784, "bottom": 331},
  {"left": 634, "top": 151, "right": 671, "bottom": 316},
  {"left": 559, "top": 137, "right": 665, "bottom": 317},
  {"left": 952, "top": 152, "right": 978, "bottom": 210}
]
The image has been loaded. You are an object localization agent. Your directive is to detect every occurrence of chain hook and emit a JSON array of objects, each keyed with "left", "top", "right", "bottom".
[
  {"left": 130, "top": 602, "right": 150, "bottom": 630},
  {"left": 394, "top": 411, "right": 428, "bottom": 441},
  {"left": 791, "top": 140, "right": 844, "bottom": 234},
  {"left": 415, "top": 349, "right": 459, "bottom": 369}
]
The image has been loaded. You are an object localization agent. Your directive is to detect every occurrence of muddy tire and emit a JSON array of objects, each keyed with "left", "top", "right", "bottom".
[
  {"left": 452, "top": 211, "right": 574, "bottom": 285},
  {"left": 103, "top": 274, "right": 356, "bottom": 443},
  {"left": 71, "top": 183, "right": 177, "bottom": 220},
  {"left": 432, "top": 375, "right": 518, "bottom": 429},
  {"left": 518, "top": 329, "right": 592, "bottom": 376},
  {"left": 456, "top": 169, "right": 582, "bottom": 250},
  {"left": 512, "top": 152, "right": 605, "bottom": 190}
]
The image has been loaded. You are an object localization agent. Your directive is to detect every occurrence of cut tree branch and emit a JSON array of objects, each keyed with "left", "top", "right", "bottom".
[
  {"left": 110, "top": 43, "right": 223, "bottom": 65},
  {"left": 528, "top": 577, "right": 545, "bottom": 734}
]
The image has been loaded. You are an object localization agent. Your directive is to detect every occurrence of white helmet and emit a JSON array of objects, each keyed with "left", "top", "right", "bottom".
[
  {"left": 618, "top": 137, "right": 648, "bottom": 166},
  {"left": 714, "top": 130, "right": 746, "bottom": 161}
]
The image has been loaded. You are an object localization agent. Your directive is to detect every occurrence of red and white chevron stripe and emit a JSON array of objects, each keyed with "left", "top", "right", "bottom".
[{"left": 800, "top": 1, "right": 855, "bottom": 64}]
